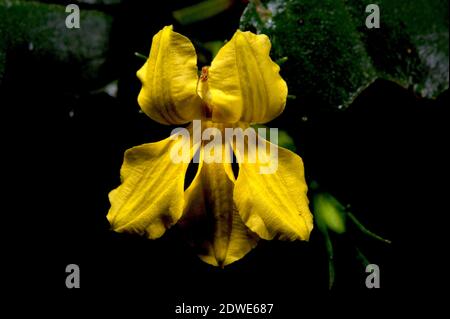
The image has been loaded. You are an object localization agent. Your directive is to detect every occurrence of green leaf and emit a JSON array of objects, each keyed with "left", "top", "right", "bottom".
[
  {"left": 240, "top": 0, "right": 449, "bottom": 110},
  {"left": 0, "top": 0, "right": 114, "bottom": 90}
]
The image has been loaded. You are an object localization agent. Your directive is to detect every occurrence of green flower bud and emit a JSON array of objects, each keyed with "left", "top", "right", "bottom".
[{"left": 313, "top": 192, "right": 347, "bottom": 234}]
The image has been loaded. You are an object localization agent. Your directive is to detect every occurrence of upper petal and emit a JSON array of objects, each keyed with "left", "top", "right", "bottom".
[
  {"left": 207, "top": 30, "right": 288, "bottom": 124},
  {"left": 107, "top": 136, "right": 198, "bottom": 239},
  {"left": 233, "top": 135, "right": 313, "bottom": 241},
  {"left": 137, "top": 25, "right": 203, "bottom": 125}
]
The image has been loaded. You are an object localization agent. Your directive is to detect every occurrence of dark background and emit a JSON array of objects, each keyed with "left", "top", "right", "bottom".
[{"left": 2, "top": 0, "right": 448, "bottom": 315}]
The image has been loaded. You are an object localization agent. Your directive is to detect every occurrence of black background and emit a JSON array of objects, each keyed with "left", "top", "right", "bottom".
[{"left": 2, "top": 0, "right": 448, "bottom": 316}]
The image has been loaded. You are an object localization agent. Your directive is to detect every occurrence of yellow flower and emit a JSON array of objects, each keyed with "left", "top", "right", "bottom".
[{"left": 107, "top": 25, "right": 313, "bottom": 267}]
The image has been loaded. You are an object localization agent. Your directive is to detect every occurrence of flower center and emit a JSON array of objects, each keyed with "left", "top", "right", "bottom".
[
  {"left": 197, "top": 67, "right": 214, "bottom": 119},
  {"left": 200, "top": 66, "right": 209, "bottom": 82}
]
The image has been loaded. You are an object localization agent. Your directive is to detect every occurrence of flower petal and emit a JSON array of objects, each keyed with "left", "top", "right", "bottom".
[
  {"left": 233, "top": 136, "right": 313, "bottom": 241},
  {"left": 179, "top": 147, "right": 258, "bottom": 267},
  {"left": 137, "top": 25, "right": 203, "bottom": 125},
  {"left": 207, "top": 30, "right": 288, "bottom": 124},
  {"left": 107, "top": 136, "right": 197, "bottom": 239}
]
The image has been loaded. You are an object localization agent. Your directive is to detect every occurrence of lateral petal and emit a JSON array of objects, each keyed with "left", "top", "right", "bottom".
[
  {"left": 233, "top": 135, "right": 313, "bottom": 241},
  {"left": 107, "top": 136, "right": 197, "bottom": 239}
]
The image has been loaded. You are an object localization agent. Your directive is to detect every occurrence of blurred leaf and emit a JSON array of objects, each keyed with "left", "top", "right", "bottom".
[
  {"left": 252, "top": 124, "right": 297, "bottom": 151},
  {"left": 0, "top": 41, "right": 5, "bottom": 82},
  {"left": 240, "top": 0, "right": 449, "bottom": 110},
  {"left": 203, "top": 41, "right": 224, "bottom": 58},
  {"left": 0, "top": 0, "right": 114, "bottom": 90},
  {"left": 37, "top": 0, "right": 122, "bottom": 6},
  {"left": 173, "top": 0, "right": 235, "bottom": 25},
  {"left": 74, "top": 0, "right": 121, "bottom": 4},
  {"left": 277, "top": 129, "right": 296, "bottom": 151}
]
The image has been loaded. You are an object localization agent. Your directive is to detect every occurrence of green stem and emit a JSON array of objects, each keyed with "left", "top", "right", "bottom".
[
  {"left": 347, "top": 212, "right": 392, "bottom": 244},
  {"left": 134, "top": 52, "right": 147, "bottom": 61},
  {"left": 355, "top": 246, "right": 370, "bottom": 268},
  {"left": 323, "top": 230, "right": 335, "bottom": 290},
  {"left": 276, "top": 56, "right": 288, "bottom": 65}
]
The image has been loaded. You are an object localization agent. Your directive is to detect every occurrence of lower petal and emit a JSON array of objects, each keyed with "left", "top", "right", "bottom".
[
  {"left": 179, "top": 148, "right": 258, "bottom": 267},
  {"left": 107, "top": 136, "right": 195, "bottom": 239},
  {"left": 233, "top": 136, "right": 313, "bottom": 241}
]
